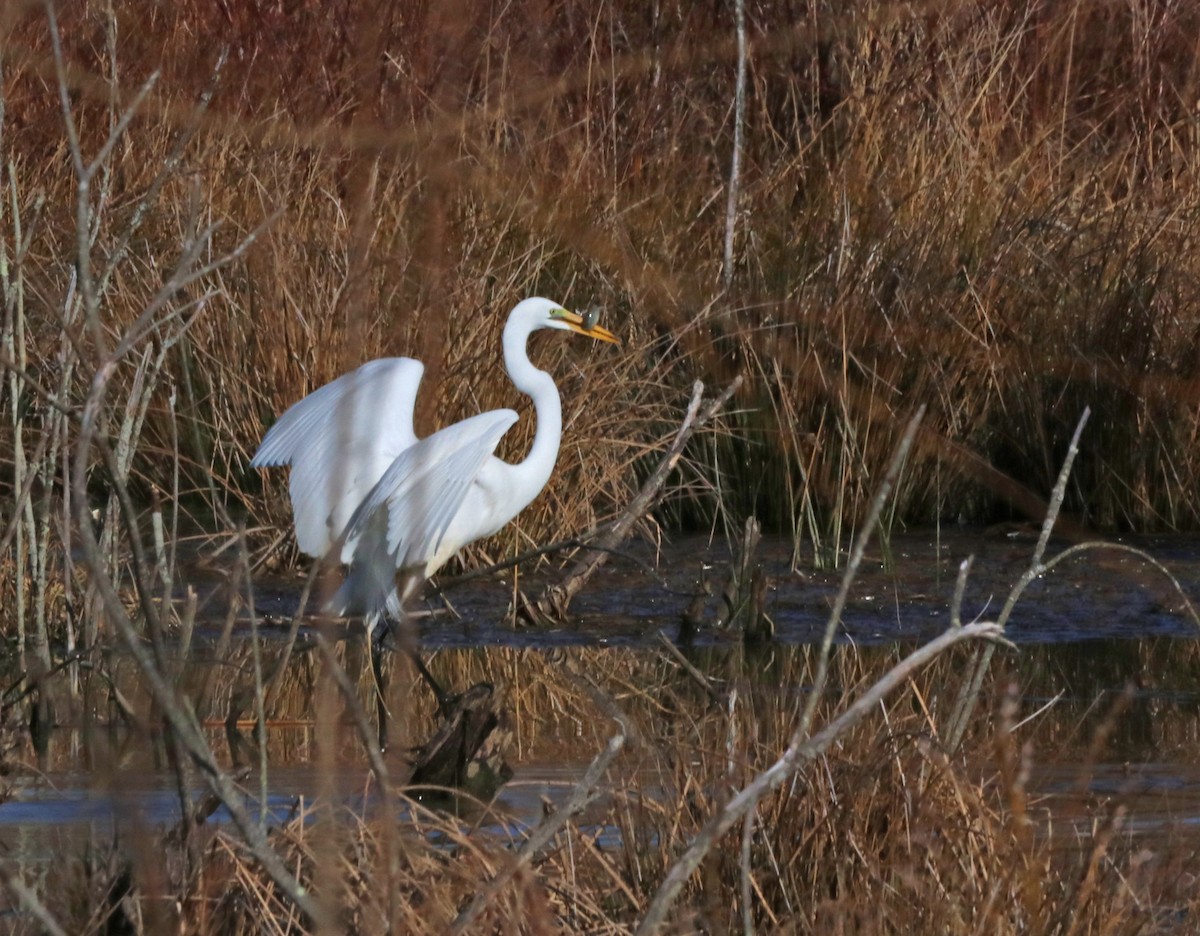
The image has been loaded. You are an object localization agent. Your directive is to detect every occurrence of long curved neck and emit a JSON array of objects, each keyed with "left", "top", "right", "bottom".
[{"left": 503, "top": 320, "right": 562, "bottom": 510}]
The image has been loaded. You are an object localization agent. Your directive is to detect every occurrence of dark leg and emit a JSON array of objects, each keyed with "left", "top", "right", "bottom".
[
  {"left": 368, "top": 611, "right": 452, "bottom": 714},
  {"left": 406, "top": 649, "right": 452, "bottom": 714},
  {"left": 371, "top": 646, "right": 389, "bottom": 752}
]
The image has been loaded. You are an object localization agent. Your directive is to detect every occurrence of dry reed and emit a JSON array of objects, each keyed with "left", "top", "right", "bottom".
[{"left": 2, "top": 2, "right": 1200, "bottom": 933}]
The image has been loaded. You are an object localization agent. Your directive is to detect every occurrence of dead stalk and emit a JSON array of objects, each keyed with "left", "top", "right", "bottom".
[
  {"left": 722, "top": 0, "right": 747, "bottom": 290},
  {"left": 635, "top": 620, "right": 1003, "bottom": 936},
  {"left": 798, "top": 406, "right": 926, "bottom": 740},
  {"left": 946, "top": 407, "right": 1091, "bottom": 752}
]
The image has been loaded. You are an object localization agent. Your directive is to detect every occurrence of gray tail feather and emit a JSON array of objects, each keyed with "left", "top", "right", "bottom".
[{"left": 328, "top": 559, "right": 403, "bottom": 623}]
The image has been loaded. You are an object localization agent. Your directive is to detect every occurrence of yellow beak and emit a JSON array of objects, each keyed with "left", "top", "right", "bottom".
[{"left": 557, "top": 309, "right": 621, "bottom": 346}]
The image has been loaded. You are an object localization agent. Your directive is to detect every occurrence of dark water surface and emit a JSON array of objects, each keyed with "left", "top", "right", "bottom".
[
  {"left": 4, "top": 529, "right": 1200, "bottom": 861},
  {"left": 244, "top": 528, "right": 1200, "bottom": 647}
]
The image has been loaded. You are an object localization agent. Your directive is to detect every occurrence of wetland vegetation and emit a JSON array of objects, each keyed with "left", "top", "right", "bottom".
[{"left": 2, "top": 0, "right": 1200, "bottom": 932}]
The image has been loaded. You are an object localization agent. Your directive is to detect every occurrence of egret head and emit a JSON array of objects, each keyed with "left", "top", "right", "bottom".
[{"left": 508, "top": 296, "right": 620, "bottom": 345}]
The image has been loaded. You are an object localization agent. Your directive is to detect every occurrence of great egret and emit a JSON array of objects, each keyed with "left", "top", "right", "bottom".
[{"left": 251, "top": 297, "right": 619, "bottom": 636}]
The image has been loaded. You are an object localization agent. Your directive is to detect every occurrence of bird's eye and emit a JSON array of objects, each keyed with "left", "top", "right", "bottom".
[{"left": 582, "top": 306, "right": 601, "bottom": 331}]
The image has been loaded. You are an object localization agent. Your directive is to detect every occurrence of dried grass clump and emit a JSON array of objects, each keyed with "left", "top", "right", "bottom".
[
  {"left": 3, "top": 0, "right": 1200, "bottom": 609},
  {"left": 697, "top": 0, "right": 1200, "bottom": 538},
  {"left": 18, "top": 644, "right": 1194, "bottom": 935},
  {"left": 595, "top": 651, "right": 1138, "bottom": 934}
]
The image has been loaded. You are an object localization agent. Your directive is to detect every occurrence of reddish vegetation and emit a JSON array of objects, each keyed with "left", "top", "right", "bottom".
[
  {"left": 1, "top": 4, "right": 1199, "bottom": 931},
  {"left": 0, "top": 2, "right": 1197, "bottom": 549}
]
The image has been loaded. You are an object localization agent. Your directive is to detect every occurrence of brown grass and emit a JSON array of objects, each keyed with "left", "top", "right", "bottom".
[
  {"left": 9, "top": 642, "right": 1199, "bottom": 934},
  {"left": 2, "top": 2, "right": 1200, "bottom": 931},
  {"left": 2, "top": 0, "right": 1199, "bottom": 588}
]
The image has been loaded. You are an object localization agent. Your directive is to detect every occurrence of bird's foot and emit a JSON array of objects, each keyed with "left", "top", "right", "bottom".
[
  {"left": 365, "top": 616, "right": 452, "bottom": 715},
  {"left": 406, "top": 649, "right": 454, "bottom": 715},
  {"left": 369, "top": 615, "right": 396, "bottom": 653}
]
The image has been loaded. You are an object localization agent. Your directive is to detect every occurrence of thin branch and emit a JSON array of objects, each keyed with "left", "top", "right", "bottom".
[
  {"left": 798, "top": 406, "right": 925, "bottom": 739},
  {"left": 945, "top": 407, "right": 1090, "bottom": 751},
  {"left": 0, "top": 865, "right": 69, "bottom": 936},
  {"left": 740, "top": 808, "right": 755, "bottom": 936},
  {"left": 658, "top": 632, "right": 723, "bottom": 704},
  {"left": 452, "top": 649, "right": 635, "bottom": 931},
  {"left": 534, "top": 376, "right": 742, "bottom": 621},
  {"left": 312, "top": 632, "right": 394, "bottom": 791},
  {"left": 722, "top": 0, "right": 747, "bottom": 290},
  {"left": 97, "top": 49, "right": 228, "bottom": 297},
  {"left": 950, "top": 555, "right": 973, "bottom": 627},
  {"left": 634, "top": 620, "right": 1002, "bottom": 936},
  {"left": 452, "top": 730, "right": 626, "bottom": 933},
  {"left": 45, "top": 2, "right": 83, "bottom": 179},
  {"left": 1035, "top": 541, "right": 1199, "bottom": 631}
]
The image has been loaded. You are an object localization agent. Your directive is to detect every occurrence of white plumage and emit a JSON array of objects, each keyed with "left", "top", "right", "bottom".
[{"left": 251, "top": 297, "right": 619, "bottom": 629}]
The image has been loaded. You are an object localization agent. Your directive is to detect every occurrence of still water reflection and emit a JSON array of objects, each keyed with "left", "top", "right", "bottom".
[
  {"left": 2, "top": 530, "right": 1199, "bottom": 858},
  {"left": 247, "top": 529, "right": 1200, "bottom": 648}
]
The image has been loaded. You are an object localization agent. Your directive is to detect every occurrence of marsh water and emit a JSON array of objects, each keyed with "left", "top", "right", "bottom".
[
  {"left": 238, "top": 528, "right": 1200, "bottom": 647},
  {"left": 5, "top": 529, "right": 1200, "bottom": 861}
]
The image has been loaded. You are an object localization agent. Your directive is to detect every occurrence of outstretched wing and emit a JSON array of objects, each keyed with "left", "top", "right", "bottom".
[
  {"left": 251, "top": 357, "right": 425, "bottom": 558},
  {"left": 342, "top": 409, "right": 518, "bottom": 571}
]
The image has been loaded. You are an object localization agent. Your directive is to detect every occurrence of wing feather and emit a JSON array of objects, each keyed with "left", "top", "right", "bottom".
[
  {"left": 342, "top": 409, "right": 518, "bottom": 571},
  {"left": 251, "top": 358, "right": 425, "bottom": 558}
]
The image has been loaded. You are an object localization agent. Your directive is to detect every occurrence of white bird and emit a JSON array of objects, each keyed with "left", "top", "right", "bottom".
[{"left": 251, "top": 297, "right": 619, "bottom": 636}]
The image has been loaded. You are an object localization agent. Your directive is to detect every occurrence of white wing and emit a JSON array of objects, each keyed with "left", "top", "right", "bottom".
[
  {"left": 251, "top": 358, "right": 425, "bottom": 558},
  {"left": 342, "top": 409, "right": 519, "bottom": 572}
]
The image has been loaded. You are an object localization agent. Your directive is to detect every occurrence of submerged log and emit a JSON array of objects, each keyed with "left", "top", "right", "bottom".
[{"left": 409, "top": 682, "right": 513, "bottom": 800}]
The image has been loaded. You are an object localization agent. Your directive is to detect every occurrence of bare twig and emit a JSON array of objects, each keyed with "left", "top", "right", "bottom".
[
  {"left": 452, "top": 730, "right": 626, "bottom": 933},
  {"left": 635, "top": 620, "right": 1002, "bottom": 936},
  {"left": 533, "top": 377, "right": 742, "bottom": 622},
  {"left": 433, "top": 533, "right": 668, "bottom": 593},
  {"left": 722, "top": 0, "right": 747, "bottom": 290},
  {"left": 312, "top": 633, "right": 393, "bottom": 793},
  {"left": 740, "top": 803, "right": 755, "bottom": 936},
  {"left": 96, "top": 49, "right": 229, "bottom": 299},
  {"left": 0, "top": 865, "right": 69, "bottom": 936},
  {"left": 658, "top": 632, "right": 723, "bottom": 704},
  {"left": 950, "top": 555, "right": 973, "bottom": 627},
  {"left": 238, "top": 528, "right": 270, "bottom": 828},
  {"left": 1036, "top": 541, "right": 1200, "bottom": 630},
  {"left": 798, "top": 406, "right": 925, "bottom": 739},
  {"left": 945, "top": 407, "right": 1090, "bottom": 751}
]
